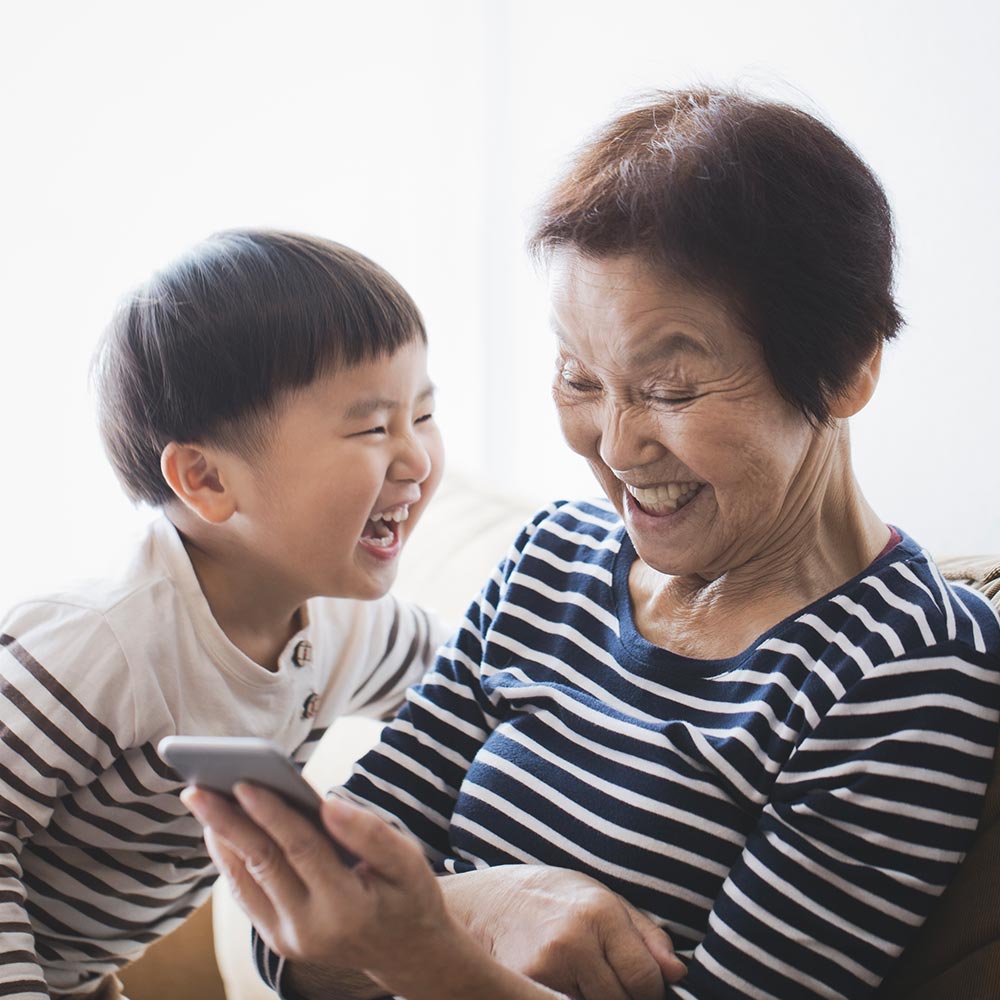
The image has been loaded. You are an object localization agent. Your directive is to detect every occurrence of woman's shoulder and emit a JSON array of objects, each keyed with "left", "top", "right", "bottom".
[
  {"left": 811, "top": 527, "right": 1000, "bottom": 664},
  {"left": 513, "top": 497, "right": 623, "bottom": 549},
  {"left": 494, "top": 497, "right": 625, "bottom": 581}
]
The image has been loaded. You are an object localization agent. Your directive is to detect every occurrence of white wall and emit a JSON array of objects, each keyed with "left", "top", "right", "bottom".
[{"left": 2, "top": 0, "right": 997, "bottom": 613}]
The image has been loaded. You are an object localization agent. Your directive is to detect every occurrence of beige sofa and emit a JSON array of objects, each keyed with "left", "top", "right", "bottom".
[{"left": 120, "top": 479, "right": 1000, "bottom": 1000}]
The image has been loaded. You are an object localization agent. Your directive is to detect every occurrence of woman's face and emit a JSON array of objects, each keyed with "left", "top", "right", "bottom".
[{"left": 549, "top": 251, "right": 826, "bottom": 581}]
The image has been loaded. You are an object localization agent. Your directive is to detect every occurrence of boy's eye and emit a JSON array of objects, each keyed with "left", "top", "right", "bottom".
[
  {"left": 360, "top": 426, "right": 387, "bottom": 436},
  {"left": 415, "top": 413, "right": 434, "bottom": 424}
]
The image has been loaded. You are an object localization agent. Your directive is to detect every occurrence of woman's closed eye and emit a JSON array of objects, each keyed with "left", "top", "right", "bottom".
[
  {"left": 558, "top": 367, "right": 601, "bottom": 393},
  {"left": 651, "top": 393, "right": 699, "bottom": 405}
]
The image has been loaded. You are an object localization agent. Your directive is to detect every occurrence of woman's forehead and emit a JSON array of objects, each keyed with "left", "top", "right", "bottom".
[
  {"left": 548, "top": 253, "right": 751, "bottom": 367},
  {"left": 550, "top": 252, "right": 731, "bottom": 324}
]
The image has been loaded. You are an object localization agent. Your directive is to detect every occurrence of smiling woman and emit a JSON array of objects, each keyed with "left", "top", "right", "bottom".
[
  {"left": 188, "top": 89, "right": 1000, "bottom": 1000},
  {"left": 547, "top": 251, "right": 885, "bottom": 656}
]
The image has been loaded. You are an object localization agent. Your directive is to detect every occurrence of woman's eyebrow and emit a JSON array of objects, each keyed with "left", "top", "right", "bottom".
[{"left": 630, "top": 331, "right": 713, "bottom": 366}]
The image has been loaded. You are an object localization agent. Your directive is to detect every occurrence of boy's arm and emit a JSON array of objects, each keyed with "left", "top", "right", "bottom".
[
  {"left": 0, "top": 608, "right": 137, "bottom": 998},
  {"left": 0, "top": 826, "right": 48, "bottom": 999}
]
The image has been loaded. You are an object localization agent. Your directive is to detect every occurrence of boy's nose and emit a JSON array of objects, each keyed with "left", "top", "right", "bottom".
[{"left": 392, "top": 433, "right": 433, "bottom": 483}]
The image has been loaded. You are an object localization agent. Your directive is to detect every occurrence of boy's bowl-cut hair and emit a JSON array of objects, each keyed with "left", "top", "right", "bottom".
[{"left": 93, "top": 229, "right": 426, "bottom": 506}]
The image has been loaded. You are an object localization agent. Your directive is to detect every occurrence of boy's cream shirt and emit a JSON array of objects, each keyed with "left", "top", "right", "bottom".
[{"left": 0, "top": 515, "right": 446, "bottom": 995}]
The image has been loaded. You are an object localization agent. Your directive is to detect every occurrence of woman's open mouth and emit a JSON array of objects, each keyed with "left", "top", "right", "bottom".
[{"left": 625, "top": 482, "right": 704, "bottom": 516}]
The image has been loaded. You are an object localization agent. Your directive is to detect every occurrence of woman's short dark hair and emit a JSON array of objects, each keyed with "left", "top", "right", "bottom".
[
  {"left": 528, "top": 88, "right": 903, "bottom": 423},
  {"left": 93, "top": 229, "right": 425, "bottom": 506}
]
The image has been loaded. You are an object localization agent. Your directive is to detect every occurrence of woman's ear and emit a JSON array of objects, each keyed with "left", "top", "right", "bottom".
[
  {"left": 160, "top": 442, "right": 237, "bottom": 524},
  {"left": 828, "top": 344, "right": 883, "bottom": 419}
]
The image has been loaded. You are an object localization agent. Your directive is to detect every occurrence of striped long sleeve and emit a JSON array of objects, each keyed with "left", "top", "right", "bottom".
[
  {"left": 261, "top": 500, "right": 1000, "bottom": 999},
  {"left": 0, "top": 513, "right": 450, "bottom": 997},
  {"left": 670, "top": 644, "right": 999, "bottom": 997},
  {"left": 0, "top": 622, "right": 139, "bottom": 999}
]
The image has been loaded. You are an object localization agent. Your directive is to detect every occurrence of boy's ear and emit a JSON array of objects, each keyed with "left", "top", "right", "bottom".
[
  {"left": 160, "top": 442, "right": 237, "bottom": 524},
  {"left": 828, "top": 343, "right": 883, "bottom": 420}
]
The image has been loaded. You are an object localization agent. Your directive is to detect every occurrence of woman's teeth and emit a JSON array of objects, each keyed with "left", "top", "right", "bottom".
[{"left": 626, "top": 482, "right": 701, "bottom": 513}]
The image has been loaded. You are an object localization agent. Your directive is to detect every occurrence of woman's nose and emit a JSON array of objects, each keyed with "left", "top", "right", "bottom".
[{"left": 598, "top": 401, "right": 663, "bottom": 473}]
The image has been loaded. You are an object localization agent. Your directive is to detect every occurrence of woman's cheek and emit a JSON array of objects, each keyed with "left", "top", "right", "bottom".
[{"left": 555, "top": 400, "right": 598, "bottom": 459}]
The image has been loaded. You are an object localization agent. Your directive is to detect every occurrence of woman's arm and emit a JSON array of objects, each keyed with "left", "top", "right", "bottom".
[
  {"left": 198, "top": 507, "right": 684, "bottom": 998},
  {"left": 187, "top": 782, "right": 684, "bottom": 1000},
  {"left": 669, "top": 643, "right": 1000, "bottom": 999}
]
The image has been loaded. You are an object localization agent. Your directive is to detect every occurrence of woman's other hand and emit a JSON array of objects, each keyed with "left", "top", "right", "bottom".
[{"left": 442, "top": 864, "right": 686, "bottom": 999}]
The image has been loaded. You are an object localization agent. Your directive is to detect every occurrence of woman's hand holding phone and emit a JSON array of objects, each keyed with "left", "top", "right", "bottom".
[{"left": 182, "top": 785, "right": 569, "bottom": 1000}]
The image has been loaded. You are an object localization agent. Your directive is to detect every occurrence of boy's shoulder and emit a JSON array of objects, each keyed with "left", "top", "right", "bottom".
[
  {"left": 0, "top": 516, "right": 194, "bottom": 684},
  {"left": 3, "top": 516, "right": 174, "bottom": 624}
]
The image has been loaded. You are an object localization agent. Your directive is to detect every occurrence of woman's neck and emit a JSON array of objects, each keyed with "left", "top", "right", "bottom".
[{"left": 629, "top": 433, "right": 889, "bottom": 660}]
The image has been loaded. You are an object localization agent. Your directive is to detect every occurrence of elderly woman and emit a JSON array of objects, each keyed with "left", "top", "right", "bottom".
[{"left": 185, "top": 88, "right": 1000, "bottom": 1000}]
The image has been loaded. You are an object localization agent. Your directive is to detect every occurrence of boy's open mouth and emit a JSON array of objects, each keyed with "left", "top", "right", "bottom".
[{"left": 361, "top": 504, "right": 411, "bottom": 549}]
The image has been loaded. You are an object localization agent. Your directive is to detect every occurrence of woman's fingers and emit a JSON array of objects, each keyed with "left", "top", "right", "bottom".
[
  {"left": 572, "top": 960, "right": 635, "bottom": 1000},
  {"left": 319, "top": 795, "right": 429, "bottom": 887},
  {"left": 624, "top": 905, "right": 687, "bottom": 985},
  {"left": 231, "top": 783, "right": 349, "bottom": 889},
  {"left": 183, "top": 786, "right": 310, "bottom": 906},
  {"left": 599, "top": 928, "right": 667, "bottom": 1000},
  {"left": 204, "top": 825, "right": 279, "bottom": 933}
]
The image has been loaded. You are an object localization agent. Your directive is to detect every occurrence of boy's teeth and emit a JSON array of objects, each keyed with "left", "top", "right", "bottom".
[
  {"left": 362, "top": 517, "right": 395, "bottom": 544},
  {"left": 369, "top": 506, "right": 410, "bottom": 524}
]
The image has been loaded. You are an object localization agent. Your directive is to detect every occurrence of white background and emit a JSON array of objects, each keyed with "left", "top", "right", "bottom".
[{"left": 2, "top": 0, "right": 997, "bottom": 613}]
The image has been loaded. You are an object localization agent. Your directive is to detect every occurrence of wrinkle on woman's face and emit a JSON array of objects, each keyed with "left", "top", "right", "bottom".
[{"left": 548, "top": 251, "right": 826, "bottom": 581}]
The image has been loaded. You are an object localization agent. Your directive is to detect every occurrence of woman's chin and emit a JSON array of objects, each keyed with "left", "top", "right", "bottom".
[{"left": 622, "top": 487, "right": 727, "bottom": 579}]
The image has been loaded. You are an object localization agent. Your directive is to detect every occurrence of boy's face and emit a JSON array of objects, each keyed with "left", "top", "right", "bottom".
[{"left": 228, "top": 339, "right": 443, "bottom": 602}]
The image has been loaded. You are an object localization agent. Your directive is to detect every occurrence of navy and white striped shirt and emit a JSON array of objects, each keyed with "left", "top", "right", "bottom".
[{"left": 265, "top": 499, "right": 1000, "bottom": 999}]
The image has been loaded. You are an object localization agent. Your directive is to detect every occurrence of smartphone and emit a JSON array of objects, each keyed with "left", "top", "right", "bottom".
[{"left": 159, "top": 735, "right": 358, "bottom": 865}]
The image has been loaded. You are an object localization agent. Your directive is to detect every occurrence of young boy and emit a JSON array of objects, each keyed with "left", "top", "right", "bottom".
[{"left": 0, "top": 229, "right": 447, "bottom": 999}]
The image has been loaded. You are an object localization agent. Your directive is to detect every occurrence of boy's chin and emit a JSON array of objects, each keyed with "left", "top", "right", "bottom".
[{"left": 347, "top": 561, "right": 401, "bottom": 601}]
